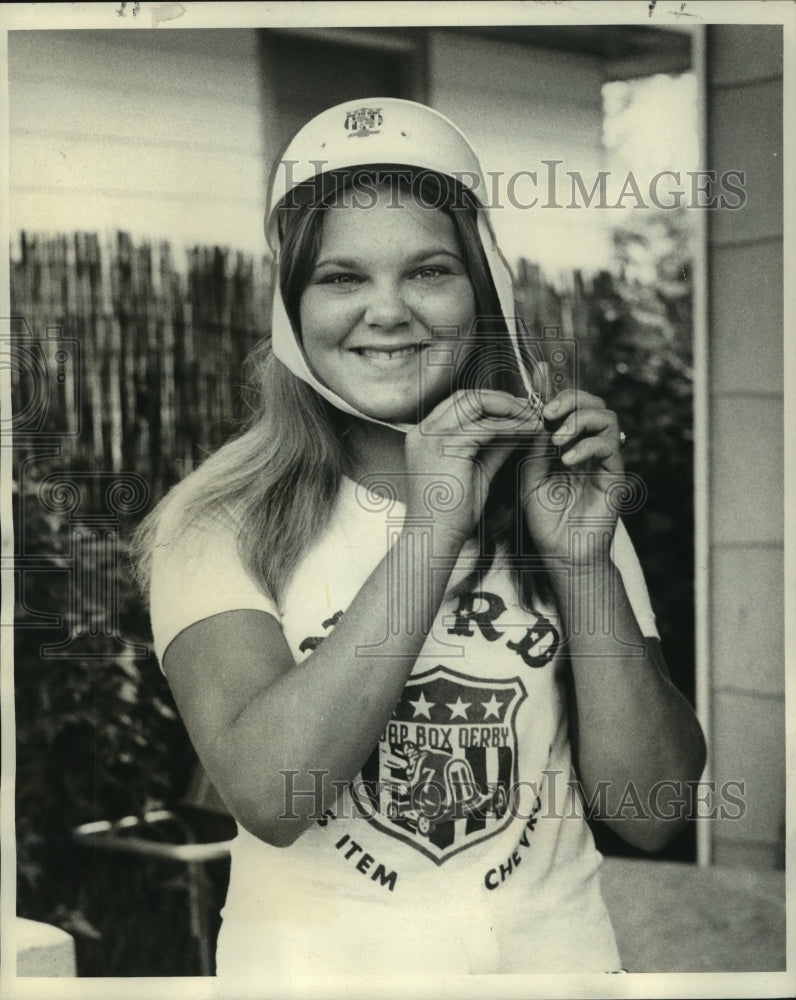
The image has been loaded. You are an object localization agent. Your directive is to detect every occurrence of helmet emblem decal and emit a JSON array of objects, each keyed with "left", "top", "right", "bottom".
[{"left": 344, "top": 106, "right": 383, "bottom": 137}]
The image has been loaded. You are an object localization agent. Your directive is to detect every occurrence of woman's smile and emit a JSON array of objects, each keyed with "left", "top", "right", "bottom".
[
  {"left": 351, "top": 342, "right": 429, "bottom": 366},
  {"left": 355, "top": 344, "right": 420, "bottom": 359},
  {"left": 298, "top": 186, "right": 477, "bottom": 423}
]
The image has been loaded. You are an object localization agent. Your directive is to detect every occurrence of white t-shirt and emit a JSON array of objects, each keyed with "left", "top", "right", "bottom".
[{"left": 150, "top": 475, "right": 658, "bottom": 977}]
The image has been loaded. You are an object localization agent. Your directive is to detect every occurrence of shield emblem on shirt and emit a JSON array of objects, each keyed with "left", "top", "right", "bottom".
[{"left": 354, "top": 665, "right": 526, "bottom": 864}]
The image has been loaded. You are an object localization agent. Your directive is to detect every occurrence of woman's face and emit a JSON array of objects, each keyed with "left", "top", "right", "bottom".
[{"left": 298, "top": 186, "right": 477, "bottom": 423}]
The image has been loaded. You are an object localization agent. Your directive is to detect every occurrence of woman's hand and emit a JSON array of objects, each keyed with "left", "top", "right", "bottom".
[
  {"left": 520, "top": 389, "right": 625, "bottom": 565},
  {"left": 403, "top": 388, "right": 533, "bottom": 549}
]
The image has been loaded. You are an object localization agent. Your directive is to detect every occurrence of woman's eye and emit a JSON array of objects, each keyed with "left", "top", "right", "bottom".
[
  {"left": 320, "top": 273, "right": 360, "bottom": 285},
  {"left": 414, "top": 266, "right": 448, "bottom": 280}
]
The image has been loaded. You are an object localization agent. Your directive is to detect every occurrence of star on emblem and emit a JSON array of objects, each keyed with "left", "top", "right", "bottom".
[
  {"left": 409, "top": 690, "right": 435, "bottom": 719},
  {"left": 481, "top": 693, "right": 504, "bottom": 720},
  {"left": 446, "top": 696, "right": 471, "bottom": 720}
]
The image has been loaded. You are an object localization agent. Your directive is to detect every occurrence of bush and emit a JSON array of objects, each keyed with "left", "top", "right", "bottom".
[{"left": 14, "top": 469, "right": 208, "bottom": 974}]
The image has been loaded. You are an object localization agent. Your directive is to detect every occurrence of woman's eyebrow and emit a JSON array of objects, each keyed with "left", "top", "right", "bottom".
[
  {"left": 312, "top": 248, "right": 463, "bottom": 270},
  {"left": 311, "top": 256, "right": 363, "bottom": 271},
  {"left": 405, "top": 248, "right": 464, "bottom": 265}
]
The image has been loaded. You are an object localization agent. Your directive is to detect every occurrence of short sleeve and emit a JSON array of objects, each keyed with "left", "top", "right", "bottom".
[
  {"left": 609, "top": 519, "right": 659, "bottom": 639},
  {"left": 149, "top": 502, "right": 280, "bottom": 664}
]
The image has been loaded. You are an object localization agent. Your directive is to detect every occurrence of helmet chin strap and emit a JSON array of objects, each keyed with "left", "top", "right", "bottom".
[{"left": 270, "top": 282, "right": 415, "bottom": 434}]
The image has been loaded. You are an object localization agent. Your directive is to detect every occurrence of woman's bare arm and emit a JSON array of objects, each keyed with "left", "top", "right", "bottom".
[
  {"left": 552, "top": 561, "right": 706, "bottom": 852},
  {"left": 163, "top": 520, "right": 461, "bottom": 848}
]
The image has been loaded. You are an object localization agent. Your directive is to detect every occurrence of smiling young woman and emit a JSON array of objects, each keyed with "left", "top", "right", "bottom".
[
  {"left": 134, "top": 98, "right": 705, "bottom": 979},
  {"left": 297, "top": 183, "right": 477, "bottom": 425}
]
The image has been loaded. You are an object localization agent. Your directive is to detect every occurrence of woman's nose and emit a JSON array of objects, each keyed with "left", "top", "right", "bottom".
[{"left": 363, "top": 280, "right": 411, "bottom": 328}]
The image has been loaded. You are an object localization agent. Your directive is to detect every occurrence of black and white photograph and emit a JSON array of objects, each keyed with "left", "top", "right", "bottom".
[{"left": 1, "top": 2, "right": 792, "bottom": 998}]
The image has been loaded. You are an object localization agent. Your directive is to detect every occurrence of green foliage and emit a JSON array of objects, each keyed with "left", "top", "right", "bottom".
[
  {"left": 587, "top": 210, "right": 695, "bottom": 702},
  {"left": 14, "top": 472, "right": 200, "bottom": 973}
]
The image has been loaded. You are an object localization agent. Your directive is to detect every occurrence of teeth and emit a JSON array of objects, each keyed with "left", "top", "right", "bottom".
[{"left": 359, "top": 346, "right": 418, "bottom": 360}]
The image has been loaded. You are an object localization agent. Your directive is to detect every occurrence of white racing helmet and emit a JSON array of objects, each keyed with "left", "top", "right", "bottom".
[{"left": 264, "top": 97, "right": 536, "bottom": 430}]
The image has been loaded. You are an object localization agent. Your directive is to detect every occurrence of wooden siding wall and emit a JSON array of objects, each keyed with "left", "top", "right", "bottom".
[
  {"left": 8, "top": 29, "right": 267, "bottom": 256},
  {"left": 706, "top": 25, "right": 784, "bottom": 870}
]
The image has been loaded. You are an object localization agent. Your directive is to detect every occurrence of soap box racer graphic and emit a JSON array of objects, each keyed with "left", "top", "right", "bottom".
[{"left": 382, "top": 741, "right": 508, "bottom": 836}]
